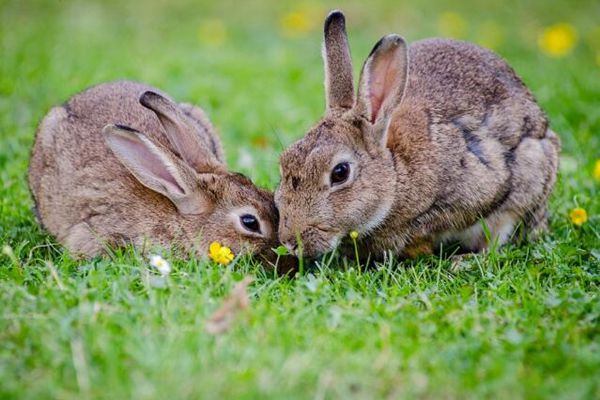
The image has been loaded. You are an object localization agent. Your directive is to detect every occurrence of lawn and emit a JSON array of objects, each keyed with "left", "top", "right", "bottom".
[{"left": 1, "top": 0, "right": 599, "bottom": 398}]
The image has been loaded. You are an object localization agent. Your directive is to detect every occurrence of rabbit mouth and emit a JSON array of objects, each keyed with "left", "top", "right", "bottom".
[{"left": 294, "top": 226, "right": 343, "bottom": 259}]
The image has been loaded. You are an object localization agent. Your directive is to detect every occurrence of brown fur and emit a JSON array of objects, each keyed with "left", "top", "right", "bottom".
[
  {"left": 29, "top": 80, "right": 286, "bottom": 264},
  {"left": 323, "top": 10, "right": 355, "bottom": 112},
  {"left": 276, "top": 11, "right": 560, "bottom": 259}
]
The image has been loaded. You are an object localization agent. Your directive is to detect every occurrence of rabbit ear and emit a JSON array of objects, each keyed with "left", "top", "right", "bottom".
[
  {"left": 323, "top": 10, "right": 355, "bottom": 112},
  {"left": 139, "top": 91, "right": 224, "bottom": 174},
  {"left": 356, "top": 34, "right": 409, "bottom": 141},
  {"left": 103, "top": 124, "right": 214, "bottom": 215}
]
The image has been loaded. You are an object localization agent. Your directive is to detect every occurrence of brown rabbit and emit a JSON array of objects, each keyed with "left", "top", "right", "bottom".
[
  {"left": 276, "top": 11, "right": 560, "bottom": 259},
  {"left": 29, "top": 80, "right": 286, "bottom": 265}
]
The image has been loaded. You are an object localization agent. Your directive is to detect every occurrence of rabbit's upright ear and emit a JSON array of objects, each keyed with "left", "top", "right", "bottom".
[
  {"left": 139, "top": 91, "right": 225, "bottom": 174},
  {"left": 103, "top": 124, "right": 214, "bottom": 215},
  {"left": 356, "top": 34, "right": 409, "bottom": 144},
  {"left": 323, "top": 10, "right": 355, "bottom": 113}
]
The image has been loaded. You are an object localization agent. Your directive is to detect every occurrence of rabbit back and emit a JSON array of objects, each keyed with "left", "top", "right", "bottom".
[{"left": 389, "top": 39, "right": 560, "bottom": 250}]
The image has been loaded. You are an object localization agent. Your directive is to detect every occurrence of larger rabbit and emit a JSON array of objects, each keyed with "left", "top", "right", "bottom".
[
  {"left": 276, "top": 11, "right": 560, "bottom": 259},
  {"left": 29, "top": 80, "right": 285, "bottom": 264}
]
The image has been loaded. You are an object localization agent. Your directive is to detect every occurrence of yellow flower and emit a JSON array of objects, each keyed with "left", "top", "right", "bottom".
[
  {"left": 538, "top": 23, "right": 577, "bottom": 58},
  {"left": 349, "top": 231, "right": 359, "bottom": 240},
  {"left": 198, "top": 18, "right": 227, "bottom": 47},
  {"left": 569, "top": 207, "right": 588, "bottom": 226},
  {"left": 437, "top": 12, "right": 467, "bottom": 39},
  {"left": 209, "top": 241, "right": 235, "bottom": 265},
  {"left": 279, "top": 10, "right": 315, "bottom": 38},
  {"left": 594, "top": 160, "right": 600, "bottom": 181}
]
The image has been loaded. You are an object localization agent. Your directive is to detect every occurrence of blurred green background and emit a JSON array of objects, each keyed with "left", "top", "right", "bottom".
[{"left": 1, "top": 1, "right": 599, "bottom": 398}]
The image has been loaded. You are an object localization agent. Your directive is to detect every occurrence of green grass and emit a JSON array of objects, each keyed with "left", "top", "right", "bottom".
[{"left": 1, "top": 0, "right": 599, "bottom": 398}]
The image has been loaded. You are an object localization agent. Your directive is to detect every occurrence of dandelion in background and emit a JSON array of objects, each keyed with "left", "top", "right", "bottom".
[
  {"left": 437, "top": 12, "right": 467, "bottom": 39},
  {"left": 280, "top": 9, "right": 315, "bottom": 38},
  {"left": 594, "top": 160, "right": 600, "bottom": 181},
  {"left": 198, "top": 18, "right": 227, "bottom": 47},
  {"left": 538, "top": 23, "right": 577, "bottom": 57},
  {"left": 569, "top": 207, "right": 588, "bottom": 226},
  {"left": 251, "top": 136, "right": 269, "bottom": 149},
  {"left": 209, "top": 241, "right": 235, "bottom": 265},
  {"left": 149, "top": 254, "right": 171, "bottom": 276}
]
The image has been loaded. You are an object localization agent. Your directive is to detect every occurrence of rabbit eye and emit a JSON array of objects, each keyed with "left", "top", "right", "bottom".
[
  {"left": 240, "top": 214, "right": 261, "bottom": 233},
  {"left": 330, "top": 162, "right": 350, "bottom": 185}
]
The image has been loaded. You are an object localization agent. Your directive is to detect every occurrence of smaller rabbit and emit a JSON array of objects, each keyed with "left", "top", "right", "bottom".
[
  {"left": 29, "top": 80, "right": 288, "bottom": 267},
  {"left": 275, "top": 11, "right": 560, "bottom": 259}
]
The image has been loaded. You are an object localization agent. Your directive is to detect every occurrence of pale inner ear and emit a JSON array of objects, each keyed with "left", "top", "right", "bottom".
[
  {"left": 368, "top": 54, "right": 403, "bottom": 123},
  {"left": 356, "top": 35, "right": 409, "bottom": 128},
  {"left": 108, "top": 132, "right": 185, "bottom": 196},
  {"left": 105, "top": 125, "right": 214, "bottom": 216}
]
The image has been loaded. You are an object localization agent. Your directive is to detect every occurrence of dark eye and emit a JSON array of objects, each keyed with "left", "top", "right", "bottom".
[
  {"left": 330, "top": 162, "right": 350, "bottom": 185},
  {"left": 240, "top": 214, "right": 261, "bottom": 233}
]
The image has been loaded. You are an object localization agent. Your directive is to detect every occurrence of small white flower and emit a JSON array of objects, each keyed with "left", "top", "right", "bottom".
[
  {"left": 149, "top": 254, "right": 171, "bottom": 276},
  {"left": 237, "top": 148, "right": 254, "bottom": 170},
  {"left": 2, "top": 244, "right": 14, "bottom": 257}
]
